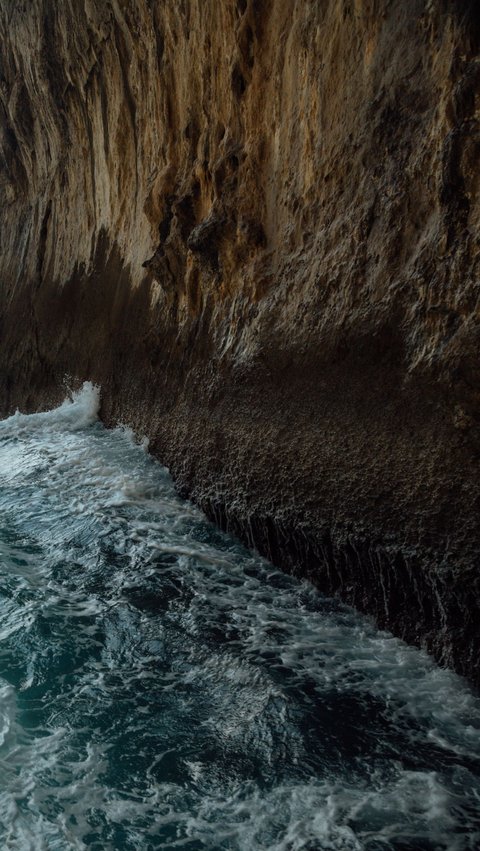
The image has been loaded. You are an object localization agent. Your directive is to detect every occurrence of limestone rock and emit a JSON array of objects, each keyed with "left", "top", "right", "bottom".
[{"left": 1, "top": 0, "right": 480, "bottom": 680}]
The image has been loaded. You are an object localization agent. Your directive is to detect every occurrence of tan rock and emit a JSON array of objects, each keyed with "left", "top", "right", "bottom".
[{"left": 1, "top": 0, "right": 480, "bottom": 679}]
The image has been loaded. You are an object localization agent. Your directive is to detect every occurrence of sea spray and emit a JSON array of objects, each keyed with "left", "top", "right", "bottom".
[{"left": 0, "top": 384, "right": 478, "bottom": 849}]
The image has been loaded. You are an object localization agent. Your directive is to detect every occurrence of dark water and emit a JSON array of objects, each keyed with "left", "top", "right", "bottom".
[{"left": 0, "top": 384, "right": 479, "bottom": 850}]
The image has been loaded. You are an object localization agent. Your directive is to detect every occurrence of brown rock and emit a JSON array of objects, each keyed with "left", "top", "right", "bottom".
[{"left": 1, "top": 0, "right": 480, "bottom": 680}]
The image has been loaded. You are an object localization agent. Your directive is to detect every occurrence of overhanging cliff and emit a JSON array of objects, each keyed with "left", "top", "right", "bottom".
[{"left": 1, "top": 0, "right": 480, "bottom": 680}]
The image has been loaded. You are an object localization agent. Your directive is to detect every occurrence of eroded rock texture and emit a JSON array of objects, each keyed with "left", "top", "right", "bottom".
[{"left": 1, "top": 0, "right": 480, "bottom": 679}]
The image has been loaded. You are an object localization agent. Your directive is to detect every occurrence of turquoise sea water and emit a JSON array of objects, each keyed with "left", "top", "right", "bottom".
[{"left": 0, "top": 384, "right": 479, "bottom": 850}]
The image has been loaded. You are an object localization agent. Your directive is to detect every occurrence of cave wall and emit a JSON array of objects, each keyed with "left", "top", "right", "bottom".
[{"left": 1, "top": 0, "right": 480, "bottom": 680}]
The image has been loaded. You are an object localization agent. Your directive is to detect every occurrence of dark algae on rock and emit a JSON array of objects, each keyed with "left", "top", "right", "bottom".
[
  {"left": 1, "top": 387, "right": 480, "bottom": 848},
  {"left": 0, "top": 1, "right": 480, "bottom": 681}
]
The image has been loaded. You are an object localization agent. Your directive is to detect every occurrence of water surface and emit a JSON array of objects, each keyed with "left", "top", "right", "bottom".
[{"left": 0, "top": 384, "right": 479, "bottom": 850}]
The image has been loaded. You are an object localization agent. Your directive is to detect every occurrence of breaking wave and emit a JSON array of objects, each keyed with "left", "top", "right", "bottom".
[{"left": 0, "top": 383, "right": 478, "bottom": 849}]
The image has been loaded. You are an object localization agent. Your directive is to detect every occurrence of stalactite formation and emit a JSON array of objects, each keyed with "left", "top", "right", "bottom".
[{"left": 1, "top": 1, "right": 479, "bottom": 680}]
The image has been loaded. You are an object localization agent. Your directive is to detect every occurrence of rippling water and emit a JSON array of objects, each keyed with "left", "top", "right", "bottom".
[{"left": 0, "top": 384, "right": 479, "bottom": 850}]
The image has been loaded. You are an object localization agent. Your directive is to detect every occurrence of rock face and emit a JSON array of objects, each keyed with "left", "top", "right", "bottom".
[{"left": 1, "top": 0, "right": 480, "bottom": 679}]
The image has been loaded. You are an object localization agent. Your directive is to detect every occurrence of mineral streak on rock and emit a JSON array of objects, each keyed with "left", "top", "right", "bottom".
[{"left": 1, "top": 1, "right": 480, "bottom": 680}]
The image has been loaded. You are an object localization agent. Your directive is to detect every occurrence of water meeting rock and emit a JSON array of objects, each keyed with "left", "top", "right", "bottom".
[{"left": 0, "top": 1, "right": 479, "bottom": 680}]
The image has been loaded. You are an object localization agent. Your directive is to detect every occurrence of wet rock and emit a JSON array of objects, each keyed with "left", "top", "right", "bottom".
[{"left": 0, "top": 1, "right": 480, "bottom": 681}]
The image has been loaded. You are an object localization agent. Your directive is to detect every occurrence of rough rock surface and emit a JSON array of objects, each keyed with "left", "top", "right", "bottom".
[{"left": 1, "top": 1, "right": 480, "bottom": 680}]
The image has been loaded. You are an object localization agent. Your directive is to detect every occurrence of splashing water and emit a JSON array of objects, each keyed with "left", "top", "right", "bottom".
[{"left": 0, "top": 383, "right": 479, "bottom": 850}]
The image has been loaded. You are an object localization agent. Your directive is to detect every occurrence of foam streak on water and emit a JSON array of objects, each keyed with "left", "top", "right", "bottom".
[{"left": 0, "top": 383, "right": 479, "bottom": 850}]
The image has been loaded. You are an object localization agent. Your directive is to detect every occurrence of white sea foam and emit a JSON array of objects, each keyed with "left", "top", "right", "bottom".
[
  {"left": 0, "top": 381, "right": 100, "bottom": 436},
  {"left": 0, "top": 385, "right": 479, "bottom": 848}
]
